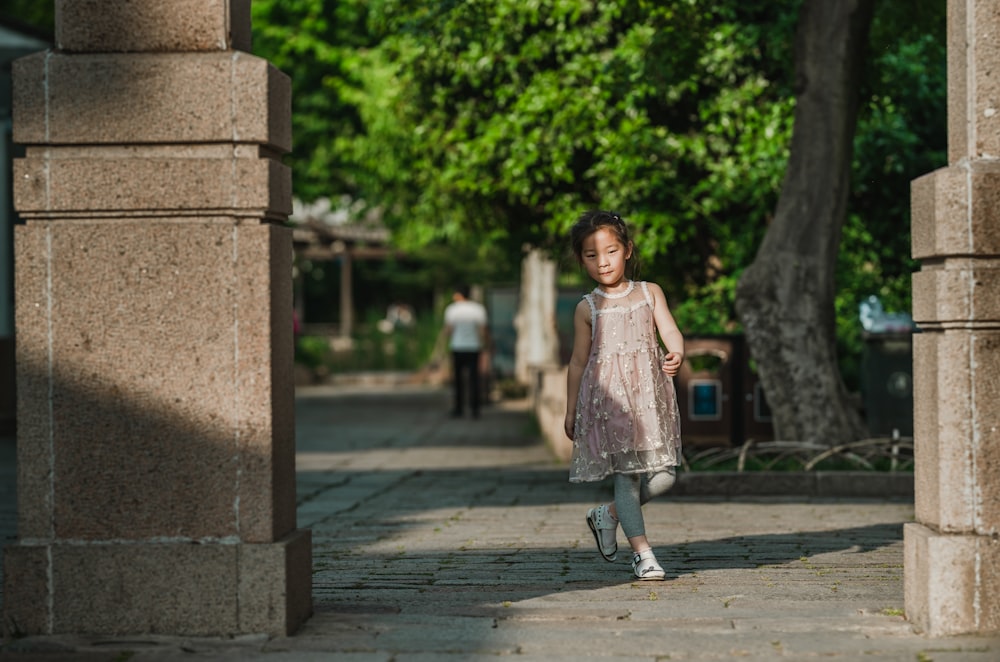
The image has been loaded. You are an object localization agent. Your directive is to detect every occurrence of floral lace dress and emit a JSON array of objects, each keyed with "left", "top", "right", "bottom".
[{"left": 569, "top": 280, "right": 682, "bottom": 483}]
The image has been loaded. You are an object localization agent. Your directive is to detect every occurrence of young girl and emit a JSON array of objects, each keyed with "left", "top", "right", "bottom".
[{"left": 564, "top": 210, "right": 684, "bottom": 581}]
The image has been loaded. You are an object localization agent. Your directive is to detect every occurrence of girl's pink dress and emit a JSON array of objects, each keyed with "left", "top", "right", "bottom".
[{"left": 569, "top": 280, "right": 682, "bottom": 482}]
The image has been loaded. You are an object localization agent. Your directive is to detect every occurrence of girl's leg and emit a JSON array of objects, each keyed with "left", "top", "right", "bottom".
[
  {"left": 639, "top": 467, "right": 677, "bottom": 505},
  {"left": 612, "top": 473, "right": 648, "bottom": 546},
  {"left": 612, "top": 471, "right": 672, "bottom": 580},
  {"left": 608, "top": 467, "right": 676, "bottom": 527}
]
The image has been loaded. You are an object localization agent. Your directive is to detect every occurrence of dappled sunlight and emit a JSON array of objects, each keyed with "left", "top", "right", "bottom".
[{"left": 285, "top": 385, "right": 935, "bottom": 657}]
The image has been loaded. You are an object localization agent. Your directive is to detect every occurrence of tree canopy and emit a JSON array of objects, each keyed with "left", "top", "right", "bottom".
[
  {"left": 4, "top": 0, "right": 947, "bottom": 392},
  {"left": 356, "top": 0, "right": 801, "bottom": 332},
  {"left": 250, "top": 0, "right": 376, "bottom": 202},
  {"left": 335, "top": 0, "right": 945, "bottom": 372},
  {"left": 0, "top": 1, "right": 53, "bottom": 35},
  {"left": 254, "top": 0, "right": 946, "bottom": 394}
]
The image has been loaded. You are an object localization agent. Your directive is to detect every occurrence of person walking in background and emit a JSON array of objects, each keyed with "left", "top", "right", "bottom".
[
  {"left": 564, "top": 210, "right": 684, "bottom": 581},
  {"left": 443, "top": 284, "right": 489, "bottom": 419}
]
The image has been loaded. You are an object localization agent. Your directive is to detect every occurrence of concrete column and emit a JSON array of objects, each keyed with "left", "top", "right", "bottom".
[
  {"left": 905, "top": 0, "right": 1000, "bottom": 637},
  {"left": 2, "top": 1, "right": 312, "bottom": 636},
  {"left": 514, "top": 248, "right": 559, "bottom": 385}
]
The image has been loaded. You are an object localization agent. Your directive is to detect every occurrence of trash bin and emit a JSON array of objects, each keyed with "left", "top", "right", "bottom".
[{"left": 676, "top": 335, "right": 774, "bottom": 447}]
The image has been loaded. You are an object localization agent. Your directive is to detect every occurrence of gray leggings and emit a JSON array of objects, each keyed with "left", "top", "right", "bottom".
[{"left": 614, "top": 468, "right": 677, "bottom": 539}]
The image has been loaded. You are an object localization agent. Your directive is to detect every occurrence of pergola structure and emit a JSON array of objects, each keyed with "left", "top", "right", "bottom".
[{"left": 290, "top": 197, "right": 393, "bottom": 341}]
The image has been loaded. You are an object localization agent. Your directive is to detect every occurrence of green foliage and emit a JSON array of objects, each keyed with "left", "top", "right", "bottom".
[
  {"left": 0, "top": 2, "right": 54, "bottom": 35},
  {"left": 235, "top": 1, "right": 954, "bottom": 384},
  {"left": 836, "top": 2, "right": 947, "bottom": 389},
  {"left": 352, "top": 0, "right": 945, "bottom": 386},
  {"left": 3, "top": 1, "right": 946, "bottom": 390},
  {"left": 295, "top": 309, "right": 441, "bottom": 374},
  {"left": 295, "top": 335, "right": 333, "bottom": 370},
  {"left": 250, "top": 0, "right": 375, "bottom": 201},
  {"left": 357, "top": 0, "right": 802, "bottom": 335}
]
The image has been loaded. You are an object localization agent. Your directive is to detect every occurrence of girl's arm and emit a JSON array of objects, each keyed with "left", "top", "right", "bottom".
[
  {"left": 564, "top": 299, "right": 593, "bottom": 439},
  {"left": 647, "top": 282, "right": 685, "bottom": 377}
]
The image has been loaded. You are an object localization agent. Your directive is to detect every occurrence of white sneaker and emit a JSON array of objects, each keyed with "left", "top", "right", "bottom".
[
  {"left": 632, "top": 549, "right": 666, "bottom": 580},
  {"left": 586, "top": 504, "right": 618, "bottom": 562}
]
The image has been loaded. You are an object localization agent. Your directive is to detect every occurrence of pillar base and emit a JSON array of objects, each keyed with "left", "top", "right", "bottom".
[
  {"left": 904, "top": 522, "right": 1000, "bottom": 636},
  {"left": 3, "top": 528, "right": 311, "bottom": 637}
]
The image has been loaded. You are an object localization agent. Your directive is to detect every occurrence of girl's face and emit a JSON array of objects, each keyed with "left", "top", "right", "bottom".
[{"left": 580, "top": 227, "right": 632, "bottom": 289}]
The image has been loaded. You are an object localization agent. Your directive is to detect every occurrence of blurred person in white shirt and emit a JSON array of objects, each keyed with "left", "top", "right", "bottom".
[{"left": 442, "top": 284, "right": 489, "bottom": 418}]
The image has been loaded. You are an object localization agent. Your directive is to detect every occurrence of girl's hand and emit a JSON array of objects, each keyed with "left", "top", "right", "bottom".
[
  {"left": 564, "top": 415, "right": 575, "bottom": 440},
  {"left": 662, "top": 351, "right": 683, "bottom": 377}
]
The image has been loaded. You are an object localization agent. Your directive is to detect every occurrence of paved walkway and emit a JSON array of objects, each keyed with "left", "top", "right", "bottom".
[{"left": 2, "top": 384, "right": 999, "bottom": 660}]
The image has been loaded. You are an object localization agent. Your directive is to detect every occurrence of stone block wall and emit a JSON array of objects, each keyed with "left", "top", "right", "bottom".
[
  {"left": 532, "top": 364, "right": 571, "bottom": 462},
  {"left": 3, "top": 0, "right": 311, "bottom": 637},
  {"left": 904, "top": 0, "right": 1000, "bottom": 637}
]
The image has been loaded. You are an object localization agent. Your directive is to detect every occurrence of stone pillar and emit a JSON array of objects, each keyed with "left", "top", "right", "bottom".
[
  {"left": 514, "top": 248, "right": 559, "bottom": 385},
  {"left": 2, "top": 0, "right": 312, "bottom": 636},
  {"left": 905, "top": 0, "right": 1000, "bottom": 637}
]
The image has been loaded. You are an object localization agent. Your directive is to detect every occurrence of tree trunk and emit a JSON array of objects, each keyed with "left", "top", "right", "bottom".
[{"left": 734, "top": 0, "right": 874, "bottom": 444}]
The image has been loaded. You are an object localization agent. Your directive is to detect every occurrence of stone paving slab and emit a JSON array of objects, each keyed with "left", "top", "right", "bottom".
[{"left": 1, "top": 384, "right": 998, "bottom": 660}]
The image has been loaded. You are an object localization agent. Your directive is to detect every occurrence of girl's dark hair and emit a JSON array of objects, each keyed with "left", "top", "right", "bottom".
[{"left": 569, "top": 210, "right": 639, "bottom": 277}]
